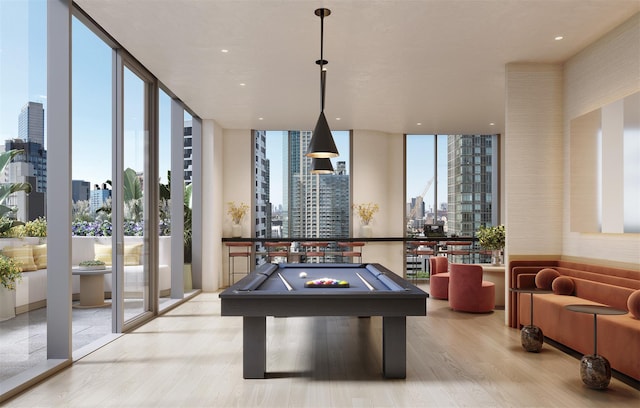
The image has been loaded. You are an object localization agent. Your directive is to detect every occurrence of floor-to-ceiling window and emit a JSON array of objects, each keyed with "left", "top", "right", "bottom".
[
  {"left": 121, "top": 65, "right": 150, "bottom": 322},
  {"left": 1, "top": 2, "right": 201, "bottom": 399},
  {"left": 254, "top": 130, "right": 350, "bottom": 263},
  {"left": 70, "top": 14, "right": 113, "bottom": 349},
  {"left": 406, "top": 134, "right": 499, "bottom": 264},
  {"left": 0, "top": 0, "right": 48, "bottom": 383}
]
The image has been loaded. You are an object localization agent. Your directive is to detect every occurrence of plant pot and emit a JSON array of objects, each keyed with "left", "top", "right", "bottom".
[
  {"left": 183, "top": 263, "right": 193, "bottom": 291},
  {"left": 491, "top": 249, "right": 503, "bottom": 265},
  {"left": 232, "top": 223, "right": 242, "bottom": 238},
  {"left": 0, "top": 286, "right": 16, "bottom": 321}
]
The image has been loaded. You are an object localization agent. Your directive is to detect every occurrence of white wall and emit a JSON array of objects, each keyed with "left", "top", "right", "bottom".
[
  {"left": 201, "top": 119, "right": 223, "bottom": 291},
  {"left": 352, "top": 130, "right": 405, "bottom": 274},
  {"left": 562, "top": 13, "right": 640, "bottom": 266},
  {"left": 504, "top": 63, "right": 564, "bottom": 258},
  {"left": 221, "top": 129, "right": 253, "bottom": 286}
]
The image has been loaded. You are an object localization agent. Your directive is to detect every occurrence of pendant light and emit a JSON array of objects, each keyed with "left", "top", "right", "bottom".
[
  {"left": 306, "top": 8, "right": 339, "bottom": 159},
  {"left": 311, "top": 157, "right": 334, "bottom": 174}
]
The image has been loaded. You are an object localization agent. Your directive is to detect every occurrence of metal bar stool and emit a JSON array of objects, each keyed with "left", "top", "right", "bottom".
[
  {"left": 337, "top": 241, "right": 365, "bottom": 263},
  {"left": 407, "top": 241, "right": 436, "bottom": 282},
  {"left": 444, "top": 241, "right": 472, "bottom": 264},
  {"left": 300, "top": 241, "right": 329, "bottom": 263},
  {"left": 264, "top": 241, "right": 289, "bottom": 263},
  {"left": 226, "top": 242, "right": 252, "bottom": 285}
]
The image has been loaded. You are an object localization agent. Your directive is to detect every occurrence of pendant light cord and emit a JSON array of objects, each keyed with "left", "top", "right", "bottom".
[{"left": 319, "top": 11, "right": 326, "bottom": 112}]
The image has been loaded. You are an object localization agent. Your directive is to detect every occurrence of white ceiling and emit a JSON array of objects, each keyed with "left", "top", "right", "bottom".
[{"left": 75, "top": 0, "right": 639, "bottom": 136}]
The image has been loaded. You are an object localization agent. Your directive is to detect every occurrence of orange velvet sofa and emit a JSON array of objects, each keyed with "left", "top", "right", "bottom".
[{"left": 508, "top": 259, "right": 640, "bottom": 382}]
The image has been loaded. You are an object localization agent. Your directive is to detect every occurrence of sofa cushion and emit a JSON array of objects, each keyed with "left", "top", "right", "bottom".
[
  {"left": 32, "top": 244, "right": 47, "bottom": 270},
  {"left": 628, "top": 289, "right": 640, "bottom": 319},
  {"left": 535, "top": 268, "right": 560, "bottom": 290},
  {"left": 2, "top": 245, "right": 38, "bottom": 272},
  {"left": 94, "top": 244, "right": 112, "bottom": 266},
  {"left": 94, "top": 243, "right": 142, "bottom": 266},
  {"left": 552, "top": 276, "right": 574, "bottom": 295},
  {"left": 123, "top": 244, "right": 142, "bottom": 266}
]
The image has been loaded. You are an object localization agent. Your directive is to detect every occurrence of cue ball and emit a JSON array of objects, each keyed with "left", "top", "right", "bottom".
[{"left": 299, "top": 272, "right": 307, "bottom": 278}]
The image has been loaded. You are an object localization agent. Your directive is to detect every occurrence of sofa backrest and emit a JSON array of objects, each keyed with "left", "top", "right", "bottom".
[
  {"left": 71, "top": 236, "right": 172, "bottom": 266},
  {"left": 508, "top": 259, "right": 640, "bottom": 328}
]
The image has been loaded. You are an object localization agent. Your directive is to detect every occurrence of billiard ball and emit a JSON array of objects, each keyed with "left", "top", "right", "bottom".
[{"left": 299, "top": 272, "right": 307, "bottom": 278}]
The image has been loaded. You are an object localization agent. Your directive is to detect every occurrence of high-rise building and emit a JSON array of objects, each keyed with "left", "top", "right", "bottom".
[
  {"left": 183, "top": 120, "right": 193, "bottom": 183},
  {"left": 18, "top": 102, "right": 45, "bottom": 146},
  {"left": 4, "top": 139, "right": 47, "bottom": 194},
  {"left": 72, "top": 180, "right": 91, "bottom": 202},
  {"left": 447, "top": 135, "right": 498, "bottom": 237},
  {"left": 90, "top": 185, "right": 111, "bottom": 215},
  {"left": 287, "top": 131, "right": 349, "bottom": 240},
  {"left": 254, "top": 130, "right": 268, "bottom": 240}
]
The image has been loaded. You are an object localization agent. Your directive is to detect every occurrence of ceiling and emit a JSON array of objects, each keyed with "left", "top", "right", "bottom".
[{"left": 75, "top": 0, "right": 639, "bottom": 136}]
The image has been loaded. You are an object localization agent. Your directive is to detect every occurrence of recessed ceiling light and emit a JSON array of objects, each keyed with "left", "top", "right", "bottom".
[
  {"left": 239, "top": 83, "right": 246, "bottom": 87},
  {"left": 335, "top": 117, "right": 341, "bottom": 121},
  {"left": 258, "top": 117, "right": 264, "bottom": 120},
  {"left": 221, "top": 49, "right": 229, "bottom": 53},
  {"left": 489, "top": 122, "right": 495, "bottom": 126},
  {"left": 417, "top": 122, "right": 422, "bottom": 126},
  {"left": 554, "top": 36, "right": 564, "bottom": 41}
]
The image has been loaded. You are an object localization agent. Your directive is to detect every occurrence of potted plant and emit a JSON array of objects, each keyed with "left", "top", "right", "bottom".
[
  {"left": 476, "top": 224, "right": 505, "bottom": 265},
  {"left": 353, "top": 203, "right": 379, "bottom": 238},
  {"left": 0, "top": 254, "right": 22, "bottom": 320},
  {"left": 227, "top": 201, "right": 249, "bottom": 237},
  {"left": 78, "top": 259, "right": 106, "bottom": 270}
]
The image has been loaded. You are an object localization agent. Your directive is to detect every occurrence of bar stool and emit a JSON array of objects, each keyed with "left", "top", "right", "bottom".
[
  {"left": 406, "top": 241, "right": 436, "bottom": 282},
  {"left": 300, "top": 241, "right": 329, "bottom": 263},
  {"left": 444, "top": 241, "right": 472, "bottom": 263},
  {"left": 337, "top": 242, "right": 365, "bottom": 263},
  {"left": 264, "top": 241, "right": 289, "bottom": 263},
  {"left": 226, "top": 242, "right": 252, "bottom": 285}
]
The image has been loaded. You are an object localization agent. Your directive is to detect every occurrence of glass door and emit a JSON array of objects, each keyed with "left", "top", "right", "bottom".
[{"left": 121, "top": 65, "right": 150, "bottom": 323}]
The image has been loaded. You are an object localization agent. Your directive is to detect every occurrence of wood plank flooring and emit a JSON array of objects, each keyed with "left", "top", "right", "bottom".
[{"left": 4, "top": 286, "right": 640, "bottom": 407}]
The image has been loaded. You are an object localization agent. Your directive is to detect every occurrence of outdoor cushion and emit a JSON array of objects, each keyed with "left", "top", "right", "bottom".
[
  {"left": 32, "top": 244, "right": 47, "bottom": 270},
  {"left": 2, "top": 245, "right": 38, "bottom": 272}
]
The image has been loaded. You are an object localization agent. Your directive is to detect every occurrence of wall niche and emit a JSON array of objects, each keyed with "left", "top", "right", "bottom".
[{"left": 570, "top": 91, "right": 639, "bottom": 234}]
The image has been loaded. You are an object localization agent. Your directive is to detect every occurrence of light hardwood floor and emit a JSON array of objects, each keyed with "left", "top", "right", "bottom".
[{"left": 4, "top": 286, "right": 640, "bottom": 407}]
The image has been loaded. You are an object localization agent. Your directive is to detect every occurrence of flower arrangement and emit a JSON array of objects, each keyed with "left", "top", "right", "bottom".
[
  {"left": 0, "top": 254, "right": 22, "bottom": 290},
  {"left": 353, "top": 203, "right": 379, "bottom": 225},
  {"left": 227, "top": 201, "right": 250, "bottom": 224},
  {"left": 476, "top": 224, "right": 505, "bottom": 250}
]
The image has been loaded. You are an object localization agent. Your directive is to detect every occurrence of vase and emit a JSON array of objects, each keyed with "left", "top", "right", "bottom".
[
  {"left": 0, "top": 286, "right": 16, "bottom": 321},
  {"left": 491, "top": 249, "right": 503, "bottom": 265},
  {"left": 232, "top": 223, "right": 242, "bottom": 238},
  {"left": 360, "top": 224, "right": 373, "bottom": 238}
]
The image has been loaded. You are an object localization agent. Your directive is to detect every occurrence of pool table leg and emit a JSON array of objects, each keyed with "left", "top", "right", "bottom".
[
  {"left": 382, "top": 316, "right": 406, "bottom": 378},
  {"left": 243, "top": 316, "right": 266, "bottom": 379}
]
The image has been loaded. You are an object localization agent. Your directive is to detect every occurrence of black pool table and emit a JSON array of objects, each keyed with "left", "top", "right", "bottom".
[{"left": 219, "top": 263, "right": 428, "bottom": 379}]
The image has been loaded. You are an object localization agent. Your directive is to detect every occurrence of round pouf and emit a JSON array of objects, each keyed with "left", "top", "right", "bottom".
[
  {"left": 580, "top": 354, "right": 611, "bottom": 389},
  {"left": 521, "top": 325, "right": 544, "bottom": 352}
]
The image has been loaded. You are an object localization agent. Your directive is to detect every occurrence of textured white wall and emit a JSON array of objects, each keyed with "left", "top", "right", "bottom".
[
  {"left": 505, "top": 64, "right": 564, "bottom": 257},
  {"left": 563, "top": 13, "right": 640, "bottom": 266}
]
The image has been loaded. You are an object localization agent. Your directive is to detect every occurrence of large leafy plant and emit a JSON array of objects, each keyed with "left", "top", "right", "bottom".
[
  {"left": 0, "top": 254, "right": 21, "bottom": 290},
  {"left": 476, "top": 224, "right": 506, "bottom": 250}
]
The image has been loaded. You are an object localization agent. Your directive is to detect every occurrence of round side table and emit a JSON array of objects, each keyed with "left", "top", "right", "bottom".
[
  {"left": 564, "top": 304, "right": 627, "bottom": 389},
  {"left": 510, "top": 288, "right": 553, "bottom": 352}
]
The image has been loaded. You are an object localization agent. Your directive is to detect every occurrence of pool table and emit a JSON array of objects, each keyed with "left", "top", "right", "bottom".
[{"left": 219, "top": 263, "right": 428, "bottom": 379}]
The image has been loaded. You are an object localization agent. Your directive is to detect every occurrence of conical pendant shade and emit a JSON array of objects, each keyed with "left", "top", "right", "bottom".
[
  {"left": 307, "top": 111, "right": 338, "bottom": 158},
  {"left": 311, "top": 157, "right": 334, "bottom": 174}
]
